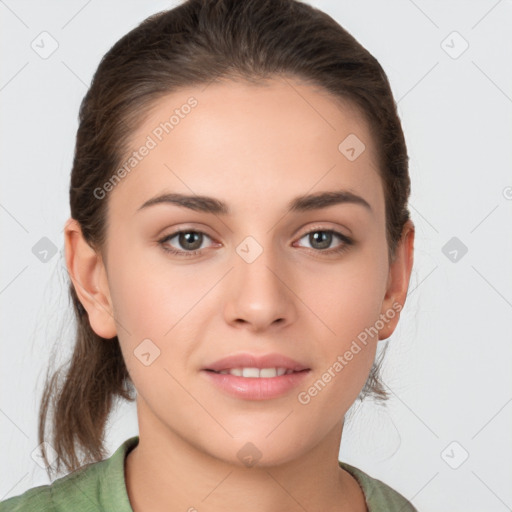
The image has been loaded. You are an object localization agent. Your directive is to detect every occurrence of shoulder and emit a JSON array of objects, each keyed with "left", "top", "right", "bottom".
[
  {"left": 0, "top": 436, "right": 139, "bottom": 512},
  {"left": 0, "top": 484, "right": 54, "bottom": 512},
  {"left": 338, "top": 460, "right": 418, "bottom": 512}
]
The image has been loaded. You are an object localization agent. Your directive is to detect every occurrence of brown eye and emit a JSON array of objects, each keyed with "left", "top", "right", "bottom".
[
  {"left": 175, "top": 231, "right": 204, "bottom": 251},
  {"left": 159, "top": 230, "right": 213, "bottom": 256},
  {"left": 307, "top": 231, "right": 333, "bottom": 250},
  {"left": 295, "top": 228, "right": 353, "bottom": 255}
]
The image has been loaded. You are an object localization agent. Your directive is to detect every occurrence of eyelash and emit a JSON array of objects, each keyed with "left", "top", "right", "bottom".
[{"left": 157, "top": 227, "right": 354, "bottom": 258}]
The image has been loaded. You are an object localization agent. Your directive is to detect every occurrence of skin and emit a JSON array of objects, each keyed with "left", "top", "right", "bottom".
[{"left": 65, "top": 76, "right": 414, "bottom": 512}]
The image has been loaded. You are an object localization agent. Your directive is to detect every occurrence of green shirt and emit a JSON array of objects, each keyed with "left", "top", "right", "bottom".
[{"left": 0, "top": 436, "right": 417, "bottom": 511}]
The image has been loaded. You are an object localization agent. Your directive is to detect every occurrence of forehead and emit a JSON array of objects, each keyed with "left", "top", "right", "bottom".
[{"left": 108, "top": 76, "right": 384, "bottom": 220}]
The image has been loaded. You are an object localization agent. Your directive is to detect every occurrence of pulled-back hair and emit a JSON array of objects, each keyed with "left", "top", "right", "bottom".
[{"left": 38, "top": 0, "right": 411, "bottom": 478}]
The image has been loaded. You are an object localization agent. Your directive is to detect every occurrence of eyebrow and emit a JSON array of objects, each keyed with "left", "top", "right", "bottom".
[{"left": 136, "top": 189, "right": 372, "bottom": 215}]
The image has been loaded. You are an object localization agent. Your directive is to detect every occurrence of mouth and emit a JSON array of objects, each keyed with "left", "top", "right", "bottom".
[
  {"left": 201, "top": 353, "right": 311, "bottom": 399},
  {"left": 204, "top": 367, "right": 310, "bottom": 378},
  {"left": 203, "top": 352, "right": 310, "bottom": 375}
]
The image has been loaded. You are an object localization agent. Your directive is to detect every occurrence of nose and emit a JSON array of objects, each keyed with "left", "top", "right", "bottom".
[{"left": 223, "top": 243, "right": 298, "bottom": 333}]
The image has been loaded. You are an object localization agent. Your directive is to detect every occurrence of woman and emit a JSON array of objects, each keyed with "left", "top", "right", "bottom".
[{"left": 0, "top": 0, "right": 416, "bottom": 510}]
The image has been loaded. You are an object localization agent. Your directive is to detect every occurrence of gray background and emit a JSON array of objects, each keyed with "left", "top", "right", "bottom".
[{"left": 1, "top": 1, "right": 511, "bottom": 510}]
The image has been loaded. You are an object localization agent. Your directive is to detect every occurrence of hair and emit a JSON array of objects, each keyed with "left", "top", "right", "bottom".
[{"left": 38, "top": 0, "right": 411, "bottom": 477}]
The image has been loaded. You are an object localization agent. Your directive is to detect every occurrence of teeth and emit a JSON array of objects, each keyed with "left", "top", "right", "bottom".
[
  {"left": 217, "top": 367, "right": 293, "bottom": 378},
  {"left": 243, "top": 367, "right": 261, "bottom": 378}
]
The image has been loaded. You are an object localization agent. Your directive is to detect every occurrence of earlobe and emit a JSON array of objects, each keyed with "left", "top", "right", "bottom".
[
  {"left": 64, "top": 218, "right": 117, "bottom": 339},
  {"left": 378, "top": 220, "right": 415, "bottom": 340}
]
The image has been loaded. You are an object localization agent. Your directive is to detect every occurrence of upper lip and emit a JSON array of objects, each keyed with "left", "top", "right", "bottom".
[{"left": 203, "top": 353, "right": 310, "bottom": 372}]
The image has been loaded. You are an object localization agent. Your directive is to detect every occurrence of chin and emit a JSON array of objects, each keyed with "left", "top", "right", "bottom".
[{"left": 199, "top": 431, "right": 316, "bottom": 469}]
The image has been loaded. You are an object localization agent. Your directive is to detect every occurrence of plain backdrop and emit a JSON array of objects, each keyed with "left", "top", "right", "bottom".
[{"left": 1, "top": 1, "right": 511, "bottom": 511}]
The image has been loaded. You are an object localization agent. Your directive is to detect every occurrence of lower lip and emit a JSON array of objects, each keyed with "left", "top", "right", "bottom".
[{"left": 201, "top": 370, "right": 311, "bottom": 400}]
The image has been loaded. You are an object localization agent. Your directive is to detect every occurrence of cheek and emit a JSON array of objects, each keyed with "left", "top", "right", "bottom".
[
  {"left": 107, "top": 243, "right": 198, "bottom": 336},
  {"left": 106, "top": 245, "right": 216, "bottom": 383},
  {"left": 301, "top": 251, "right": 388, "bottom": 344},
  {"left": 294, "top": 246, "right": 387, "bottom": 399},
  {"left": 106, "top": 250, "right": 196, "bottom": 400}
]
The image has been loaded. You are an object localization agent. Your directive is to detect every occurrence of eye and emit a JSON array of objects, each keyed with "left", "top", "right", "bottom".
[
  {"left": 158, "top": 230, "right": 215, "bottom": 257},
  {"left": 294, "top": 228, "right": 353, "bottom": 255},
  {"left": 158, "top": 227, "right": 354, "bottom": 258}
]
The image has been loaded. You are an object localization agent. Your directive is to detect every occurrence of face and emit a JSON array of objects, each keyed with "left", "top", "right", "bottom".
[{"left": 80, "top": 77, "right": 406, "bottom": 466}]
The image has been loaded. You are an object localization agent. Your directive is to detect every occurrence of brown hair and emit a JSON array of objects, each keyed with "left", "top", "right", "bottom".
[{"left": 38, "top": 0, "right": 411, "bottom": 477}]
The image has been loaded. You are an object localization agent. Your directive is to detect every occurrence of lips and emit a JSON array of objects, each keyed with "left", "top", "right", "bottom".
[
  {"left": 203, "top": 352, "right": 310, "bottom": 374},
  {"left": 201, "top": 353, "right": 311, "bottom": 400}
]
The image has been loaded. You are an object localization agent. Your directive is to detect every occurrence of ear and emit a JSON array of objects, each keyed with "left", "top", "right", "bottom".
[
  {"left": 64, "top": 217, "right": 117, "bottom": 339},
  {"left": 378, "top": 219, "right": 415, "bottom": 340}
]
